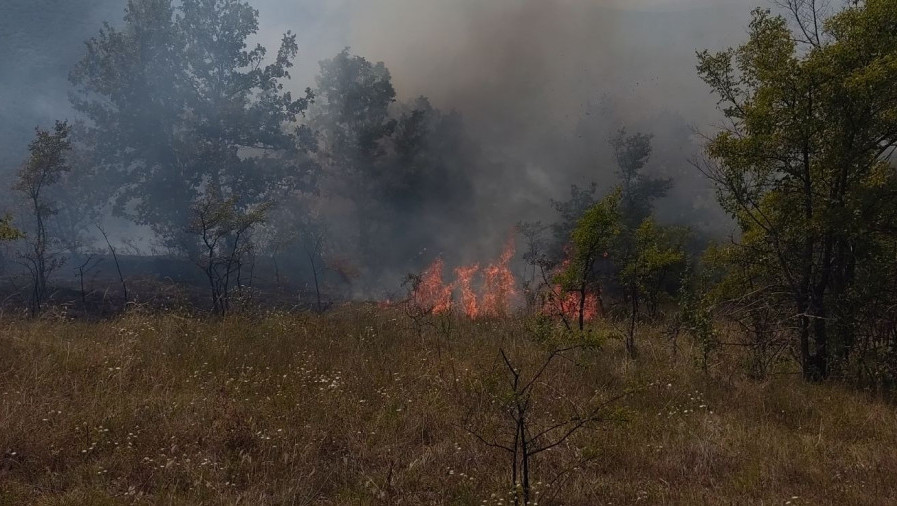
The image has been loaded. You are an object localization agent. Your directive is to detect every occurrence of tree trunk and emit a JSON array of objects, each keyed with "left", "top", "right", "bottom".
[
  {"left": 627, "top": 284, "right": 639, "bottom": 359},
  {"left": 307, "top": 249, "right": 322, "bottom": 313},
  {"left": 577, "top": 283, "right": 586, "bottom": 331}
]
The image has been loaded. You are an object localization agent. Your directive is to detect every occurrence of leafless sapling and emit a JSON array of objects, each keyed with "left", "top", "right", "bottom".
[
  {"left": 96, "top": 224, "right": 128, "bottom": 304},
  {"left": 464, "top": 346, "right": 629, "bottom": 506}
]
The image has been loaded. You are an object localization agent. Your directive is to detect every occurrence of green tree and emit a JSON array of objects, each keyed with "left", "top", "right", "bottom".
[
  {"left": 311, "top": 50, "right": 476, "bottom": 279},
  {"left": 14, "top": 121, "right": 72, "bottom": 315},
  {"left": 312, "top": 49, "right": 396, "bottom": 261},
  {"left": 697, "top": 1, "right": 897, "bottom": 380},
  {"left": 549, "top": 129, "right": 669, "bottom": 261},
  {"left": 618, "top": 218, "right": 686, "bottom": 358},
  {"left": 313, "top": 49, "right": 397, "bottom": 167},
  {"left": 699, "top": 243, "right": 792, "bottom": 378},
  {"left": 550, "top": 183, "right": 598, "bottom": 259},
  {"left": 556, "top": 189, "right": 622, "bottom": 331},
  {"left": 69, "top": 0, "right": 314, "bottom": 249},
  {"left": 189, "top": 189, "right": 270, "bottom": 315},
  {"left": 554, "top": 188, "right": 686, "bottom": 353}
]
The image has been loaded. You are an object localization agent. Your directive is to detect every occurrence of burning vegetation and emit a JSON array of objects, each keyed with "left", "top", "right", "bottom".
[
  {"left": 402, "top": 235, "right": 607, "bottom": 325},
  {"left": 2, "top": 0, "right": 897, "bottom": 503},
  {"left": 403, "top": 238, "right": 520, "bottom": 318}
]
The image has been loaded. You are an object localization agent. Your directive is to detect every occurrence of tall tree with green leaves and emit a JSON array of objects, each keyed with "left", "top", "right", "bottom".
[
  {"left": 312, "top": 49, "right": 396, "bottom": 263},
  {"left": 697, "top": 1, "right": 897, "bottom": 380},
  {"left": 69, "top": 0, "right": 314, "bottom": 250}
]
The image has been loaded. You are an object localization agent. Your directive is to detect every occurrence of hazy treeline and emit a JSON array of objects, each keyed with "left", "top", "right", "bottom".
[
  {"left": 0, "top": 0, "right": 494, "bottom": 305},
  {"left": 2, "top": 0, "right": 897, "bottom": 389},
  {"left": 0, "top": 0, "right": 719, "bottom": 302}
]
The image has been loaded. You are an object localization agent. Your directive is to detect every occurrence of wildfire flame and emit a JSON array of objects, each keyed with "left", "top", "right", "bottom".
[
  {"left": 544, "top": 286, "right": 602, "bottom": 323},
  {"left": 454, "top": 264, "right": 480, "bottom": 318},
  {"left": 540, "top": 256, "right": 603, "bottom": 323},
  {"left": 401, "top": 236, "right": 602, "bottom": 324},
  {"left": 411, "top": 258, "right": 453, "bottom": 314},
  {"left": 408, "top": 239, "right": 518, "bottom": 318},
  {"left": 480, "top": 241, "right": 517, "bottom": 317}
]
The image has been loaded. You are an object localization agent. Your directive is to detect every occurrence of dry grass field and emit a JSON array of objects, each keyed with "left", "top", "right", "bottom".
[{"left": 1, "top": 306, "right": 896, "bottom": 505}]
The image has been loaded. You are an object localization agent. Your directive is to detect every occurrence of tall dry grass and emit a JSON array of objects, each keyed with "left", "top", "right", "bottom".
[{"left": 1, "top": 306, "right": 895, "bottom": 504}]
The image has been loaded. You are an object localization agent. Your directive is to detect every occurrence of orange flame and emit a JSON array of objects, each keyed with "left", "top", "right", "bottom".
[
  {"left": 545, "top": 286, "right": 601, "bottom": 323},
  {"left": 396, "top": 235, "right": 603, "bottom": 325},
  {"left": 539, "top": 252, "right": 602, "bottom": 323},
  {"left": 407, "top": 238, "right": 518, "bottom": 318},
  {"left": 480, "top": 239, "right": 517, "bottom": 317},
  {"left": 454, "top": 264, "right": 480, "bottom": 318},
  {"left": 412, "top": 258, "right": 453, "bottom": 314}
]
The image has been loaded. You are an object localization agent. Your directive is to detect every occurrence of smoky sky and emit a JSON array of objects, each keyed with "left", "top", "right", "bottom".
[
  {"left": 255, "top": 0, "right": 751, "bottom": 250},
  {"left": 252, "top": 0, "right": 749, "bottom": 131},
  {"left": 1, "top": 0, "right": 753, "bottom": 265}
]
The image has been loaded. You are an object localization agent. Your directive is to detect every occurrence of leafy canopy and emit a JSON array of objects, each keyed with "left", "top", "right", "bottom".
[
  {"left": 696, "top": 0, "right": 897, "bottom": 379},
  {"left": 70, "top": 0, "right": 314, "bottom": 245}
]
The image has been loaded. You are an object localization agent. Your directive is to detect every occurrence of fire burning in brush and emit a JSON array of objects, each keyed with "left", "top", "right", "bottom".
[
  {"left": 543, "top": 285, "right": 602, "bottom": 323},
  {"left": 403, "top": 238, "right": 518, "bottom": 318},
  {"left": 541, "top": 256, "right": 603, "bottom": 324},
  {"left": 398, "top": 236, "right": 602, "bottom": 324},
  {"left": 480, "top": 243, "right": 517, "bottom": 317},
  {"left": 454, "top": 264, "right": 480, "bottom": 318},
  {"left": 410, "top": 258, "right": 454, "bottom": 314}
]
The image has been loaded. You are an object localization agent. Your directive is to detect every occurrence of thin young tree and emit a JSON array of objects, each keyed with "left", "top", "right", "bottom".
[
  {"left": 464, "top": 346, "right": 630, "bottom": 506},
  {"left": 14, "top": 121, "right": 71, "bottom": 315},
  {"left": 617, "top": 218, "right": 686, "bottom": 358},
  {"left": 189, "top": 190, "right": 270, "bottom": 315},
  {"left": 96, "top": 224, "right": 128, "bottom": 304}
]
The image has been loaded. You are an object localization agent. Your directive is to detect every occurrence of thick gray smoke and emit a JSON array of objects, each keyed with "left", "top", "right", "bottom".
[
  {"left": 261, "top": 0, "right": 750, "bottom": 266},
  {"left": 1, "top": 0, "right": 752, "bottom": 297}
]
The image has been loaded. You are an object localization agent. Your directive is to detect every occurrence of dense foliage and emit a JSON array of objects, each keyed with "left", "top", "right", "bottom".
[
  {"left": 69, "top": 0, "right": 315, "bottom": 249},
  {"left": 697, "top": 0, "right": 897, "bottom": 382}
]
